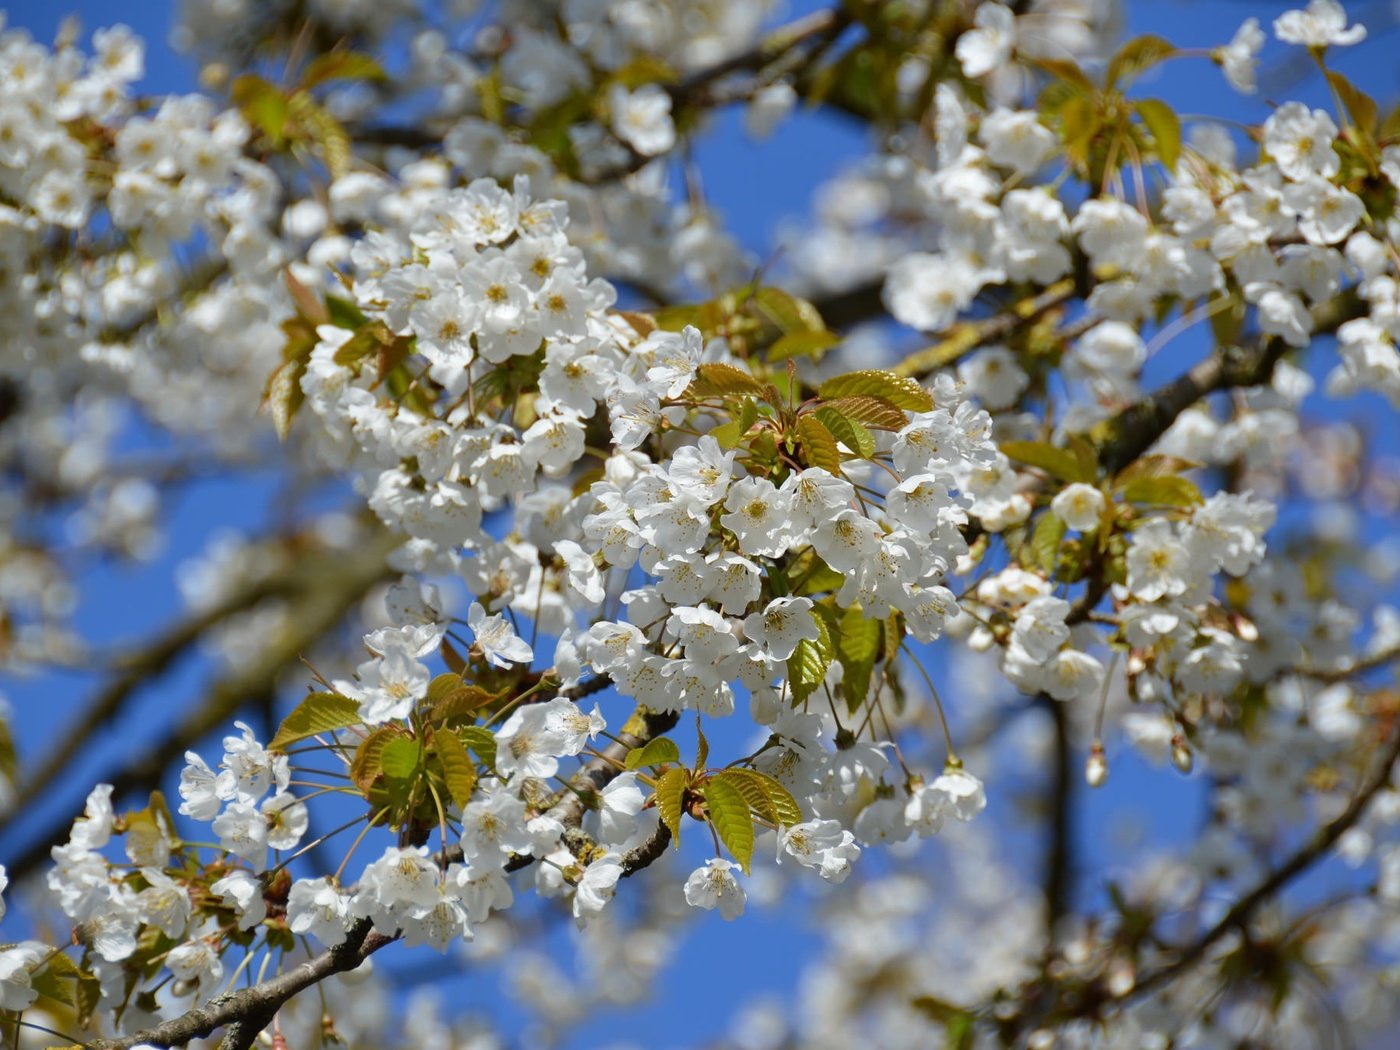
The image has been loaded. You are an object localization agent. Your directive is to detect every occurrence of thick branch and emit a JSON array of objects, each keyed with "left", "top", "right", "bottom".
[
  {"left": 87, "top": 920, "right": 392, "bottom": 1050},
  {"left": 1042, "top": 695, "right": 1075, "bottom": 940},
  {"left": 1093, "top": 290, "right": 1362, "bottom": 475}
]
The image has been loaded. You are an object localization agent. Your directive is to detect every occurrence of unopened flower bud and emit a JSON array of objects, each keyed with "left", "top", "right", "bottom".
[
  {"left": 1171, "top": 733, "right": 1194, "bottom": 774},
  {"left": 1085, "top": 741, "right": 1108, "bottom": 788}
]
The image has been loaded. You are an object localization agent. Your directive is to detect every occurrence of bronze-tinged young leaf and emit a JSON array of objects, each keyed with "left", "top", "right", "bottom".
[
  {"left": 625, "top": 737, "right": 682, "bottom": 770},
  {"left": 696, "top": 718, "right": 710, "bottom": 770},
  {"left": 429, "top": 680, "right": 496, "bottom": 723},
  {"left": 688, "top": 362, "right": 769, "bottom": 398},
  {"left": 703, "top": 776, "right": 756, "bottom": 873},
  {"left": 817, "top": 369, "right": 934, "bottom": 411},
  {"left": 1113, "top": 454, "right": 1201, "bottom": 484},
  {"left": 796, "top": 414, "right": 843, "bottom": 474},
  {"left": 458, "top": 726, "right": 498, "bottom": 770},
  {"left": 1119, "top": 475, "right": 1203, "bottom": 507},
  {"left": 820, "top": 395, "right": 909, "bottom": 430},
  {"left": 352, "top": 727, "right": 403, "bottom": 792},
  {"left": 1001, "top": 440, "right": 1093, "bottom": 482},
  {"left": 813, "top": 407, "right": 876, "bottom": 459},
  {"left": 1107, "top": 34, "right": 1176, "bottom": 87},
  {"left": 265, "top": 358, "right": 305, "bottom": 442},
  {"left": 269, "top": 692, "right": 363, "bottom": 751},
  {"left": 432, "top": 729, "right": 478, "bottom": 809},
  {"left": 1028, "top": 511, "right": 1068, "bottom": 575},
  {"left": 715, "top": 768, "right": 804, "bottom": 827},
  {"left": 654, "top": 766, "right": 688, "bottom": 846},
  {"left": 1135, "top": 98, "right": 1181, "bottom": 171}
]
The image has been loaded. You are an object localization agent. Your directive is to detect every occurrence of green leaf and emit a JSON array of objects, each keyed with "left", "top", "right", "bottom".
[
  {"left": 31, "top": 952, "right": 83, "bottom": 1006},
  {"left": 230, "top": 74, "right": 288, "bottom": 145},
  {"left": 751, "top": 287, "right": 826, "bottom": 333},
  {"left": 787, "top": 608, "right": 834, "bottom": 706},
  {"left": 703, "top": 776, "right": 755, "bottom": 874},
  {"left": 654, "top": 766, "right": 688, "bottom": 846},
  {"left": 458, "top": 726, "right": 498, "bottom": 771},
  {"left": 696, "top": 718, "right": 710, "bottom": 771},
  {"left": 836, "top": 604, "right": 882, "bottom": 713},
  {"left": 796, "top": 415, "right": 843, "bottom": 474},
  {"left": 1135, "top": 98, "right": 1181, "bottom": 171},
  {"left": 1327, "top": 70, "right": 1378, "bottom": 134},
  {"left": 817, "top": 369, "right": 933, "bottom": 411},
  {"left": 1119, "top": 475, "right": 1203, "bottom": 507},
  {"left": 1066, "top": 434, "right": 1100, "bottom": 482},
  {"left": 769, "top": 329, "right": 839, "bottom": 361},
  {"left": 1107, "top": 35, "right": 1176, "bottom": 87},
  {"left": 351, "top": 727, "right": 402, "bottom": 791},
  {"left": 1001, "top": 440, "right": 1092, "bottom": 482},
  {"left": 300, "top": 51, "right": 387, "bottom": 91},
  {"left": 819, "top": 395, "right": 909, "bottom": 430},
  {"left": 688, "top": 362, "right": 768, "bottom": 398},
  {"left": 710, "top": 397, "right": 759, "bottom": 449},
  {"left": 269, "top": 693, "right": 362, "bottom": 751},
  {"left": 381, "top": 736, "right": 423, "bottom": 781},
  {"left": 432, "top": 730, "right": 477, "bottom": 810},
  {"left": 625, "top": 737, "right": 681, "bottom": 770},
  {"left": 813, "top": 407, "right": 876, "bottom": 459},
  {"left": 715, "top": 768, "right": 804, "bottom": 827},
  {"left": 1028, "top": 512, "right": 1068, "bottom": 575},
  {"left": 325, "top": 294, "right": 367, "bottom": 330}
]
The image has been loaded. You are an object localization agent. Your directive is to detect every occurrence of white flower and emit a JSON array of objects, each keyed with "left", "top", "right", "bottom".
[
  {"left": 1264, "top": 103, "right": 1339, "bottom": 181},
  {"left": 1219, "top": 18, "right": 1265, "bottom": 93},
  {"left": 211, "top": 870, "right": 266, "bottom": 930},
  {"left": 683, "top": 859, "right": 746, "bottom": 920},
  {"left": 959, "top": 346, "right": 1029, "bottom": 408},
  {"left": 0, "top": 864, "right": 6, "bottom": 923},
  {"left": 555, "top": 539, "right": 605, "bottom": 604},
  {"left": 1044, "top": 649, "right": 1106, "bottom": 702},
  {"left": 778, "top": 820, "right": 861, "bottom": 883},
  {"left": 573, "top": 853, "right": 624, "bottom": 927},
  {"left": 0, "top": 943, "right": 46, "bottom": 1011},
  {"left": 179, "top": 751, "right": 223, "bottom": 820},
  {"left": 70, "top": 784, "right": 115, "bottom": 850},
  {"left": 167, "top": 938, "right": 223, "bottom": 996},
  {"left": 610, "top": 83, "right": 676, "bottom": 157},
  {"left": 1274, "top": 0, "right": 1366, "bottom": 48},
  {"left": 720, "top": 477, "right": 794, "bottom": 558},
  {"left": 906, "top": 768, "right": 987, "bottom": 835},
  {"left": 980, "top": 109, "right": 1056, "bottom": 175},
  {"left": 1051, "top": 484, "right": 1106, "bottom": 532},
  {"left": 1126, "top": 519, "right": 1197, "bottom": 602},
  {"left": 467, "top": 601, "right": 534, "bottom": 668},
  {"left": 743, "top": 597, "right": 821, "bottom": 661},
  {"left": 884, "top": 252, "right": 982, "bottom": 333},
  {"left": 288, "top": 877, "right": 352, "bottom": 946},
  {"left": 956, "top": 3, "right": 1016, "bottom": 78}
]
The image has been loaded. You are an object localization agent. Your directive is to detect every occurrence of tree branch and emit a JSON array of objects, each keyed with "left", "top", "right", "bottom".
[{"left": 2, "top": 525, "right": 401, "bottom": 885}]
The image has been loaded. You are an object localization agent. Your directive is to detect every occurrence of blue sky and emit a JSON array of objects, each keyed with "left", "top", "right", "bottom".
[{"left": 3, "top": 1, "right": 1400, "bottom": 1047}]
